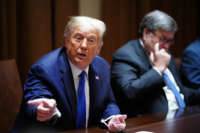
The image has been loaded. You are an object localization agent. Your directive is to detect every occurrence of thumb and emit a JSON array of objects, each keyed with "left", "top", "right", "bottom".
[
  {"left": 119, "top": 114, "right": 127, "bottom": 120},
  {"left": 117, "top": 114, "right": 127, "bottom": 123},
  {"left": 153, "top": 43, "right": 159, "bottom": 53},
  {"left": 149, "top": 52, "right": 154, "bottom": 62},
  {"left": 42, "top": 99, "right": 57, "bottom": 108}
]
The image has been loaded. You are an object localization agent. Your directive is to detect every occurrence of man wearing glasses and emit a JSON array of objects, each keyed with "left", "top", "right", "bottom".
[{"left": 111, "top": 10, "right": 200, "bottom": 117}]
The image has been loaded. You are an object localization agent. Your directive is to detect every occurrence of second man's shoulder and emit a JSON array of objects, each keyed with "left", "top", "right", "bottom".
[{"left": 112, "top": 39, "right": 139, "bottom": 59}]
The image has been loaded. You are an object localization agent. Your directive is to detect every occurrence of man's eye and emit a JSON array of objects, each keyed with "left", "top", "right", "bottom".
[
  {"left": 88, "top": 39, "right": 96, "bottom": 44},
  {"left": 73, "top": 36, "right": 83, "bottom": 43},
  {"left": 75, "top": 37, "right": 81, "bottom": 41}
]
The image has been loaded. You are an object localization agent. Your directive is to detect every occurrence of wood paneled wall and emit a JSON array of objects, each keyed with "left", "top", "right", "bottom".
[
  {"left": 0, "top": 0, "right": 199, "bottom": 82},
  {"left": 101, "top": 0, "right": 199, "bottom": 63},
  {"left": 0, "top": 0, "right": 78, "bottom": 83}
]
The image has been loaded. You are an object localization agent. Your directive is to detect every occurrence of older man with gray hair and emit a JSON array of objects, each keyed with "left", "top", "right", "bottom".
[
  {"left": 111, "top": 10, "right": 200, "bottom": 118},
  {"left": 12, "top": 16, "right": 126, "bottom": 133}
]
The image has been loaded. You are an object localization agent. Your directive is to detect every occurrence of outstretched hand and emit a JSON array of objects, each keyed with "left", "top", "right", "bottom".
[
  {"left": 28, "top": 98, "right": 57, "bottom": 122},
  {"left": 108, "top": 114, "right": 127, "bottom": 132}
]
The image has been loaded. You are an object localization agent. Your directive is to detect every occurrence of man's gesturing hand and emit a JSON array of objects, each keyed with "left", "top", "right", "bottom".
[
  {"left": 108, "top": 114, "right": 127, "bottom": 132},
  {"left": 28, "top": 98, "right": 57, "bottom": 122},
  {"left": 151, "top": 43, "right": 171, "bottom": 73}
]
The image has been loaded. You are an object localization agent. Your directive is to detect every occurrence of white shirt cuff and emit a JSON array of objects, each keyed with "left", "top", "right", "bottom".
[{"left": 101, "top": 115, "right": 115, "bottom": 126}]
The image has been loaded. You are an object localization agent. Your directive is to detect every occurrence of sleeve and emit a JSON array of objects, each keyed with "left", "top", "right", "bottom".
[
  {"left": 100, "top": 62, "right": 121, "bottom": 128},
  {"left": 101, "top": 89, "right": 120, "bottom": 119},
  {"left": 181, "top": 48, "right": 200, "bottom": 89},
  {"left": 111, "top": 55, "right": 163, "bottom": 102},
  {"left": 23, "top": 64, "right": 54, "bottom": 118},
  {"left": 182, "top": 86, "right": 200, "bottom": 106},
  {"left": 98, "top": 59, "right": 120, "bottom": 121}
]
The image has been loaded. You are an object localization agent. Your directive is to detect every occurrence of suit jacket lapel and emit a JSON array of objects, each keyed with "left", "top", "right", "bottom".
[
  {"left": 88, "top": 62, "right": 100, "bottom": 125},
  {"left": 168, "top": 59, "right": 184, "bottom": 93},
  {"left": 135, "top": 40, "right": 152, "bottom": 69},
  {"left": 58, "top": 50, "right": 77, "bottom": 120}
]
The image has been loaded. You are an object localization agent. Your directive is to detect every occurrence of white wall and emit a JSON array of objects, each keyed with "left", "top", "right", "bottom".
[{"left": 79, "top": 0, "right": 102, "bottom": 19}]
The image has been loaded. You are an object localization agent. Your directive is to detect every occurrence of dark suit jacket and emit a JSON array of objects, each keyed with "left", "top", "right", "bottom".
[
  {"left": 111, "top": 39, "right": 200, "bottom": 117},
  {"left": 12, "top": 46, "right": 120, "bottom": 133},
  {"left": 181, "top": 38, "right": 200, "bottom": 90}
]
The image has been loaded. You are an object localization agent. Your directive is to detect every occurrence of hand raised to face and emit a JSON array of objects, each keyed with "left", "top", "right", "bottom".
[{"left": 150, "top": 43, "right": 171, "bottom": 73}]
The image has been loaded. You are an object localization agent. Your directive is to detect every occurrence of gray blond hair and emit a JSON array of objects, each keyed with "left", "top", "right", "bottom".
[
  {"left": 139, "top": 10, "right": 178, "bottom": 37},
  {"left": 64, "top": 16, "right": 106, "bottom": 43}
]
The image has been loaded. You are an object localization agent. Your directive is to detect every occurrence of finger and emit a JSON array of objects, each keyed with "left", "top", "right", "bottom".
[
  {"left": 42, "top": 99, "right": 57, "bottom": 109},
  {"left": 37, "top": 111, "right": 49, "bottom": 118},
  {"left": 37, "top": 103, "right": 51, "bottom": 114},
  {"left": 154, "top": 42, "right": 159, "bottom": 53},
  {"left": 37, "top": 110, "right": 53, "bottom": 120},
  {"left": 28, "top": 98, "right": 45, "bottom": 106},
  {"left": 115, "top": 123, "right": 126, "bottom": 131},
  {"left": 118, "top": 115, "right": 127, "bottom": 123},
  {"left": 37, "top": 108, "right": 50, "bottom": 116},
  {"left": 108, "top": 122, "right": 125, "bottom": 132},
  {"left": 111, "top": 114, "right": 127, "bottom": 123},
  {"left": 108, "top": 123, "right": 116, "bottom": 132},
  {"left": 37, "top": 105, "right": 54, "bottom": 122},
  {"left": 118, "top": 114, "right": 127, "bottom": 120}
]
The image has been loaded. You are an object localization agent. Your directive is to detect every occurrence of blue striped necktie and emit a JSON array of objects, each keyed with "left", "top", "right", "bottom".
[
  {"left": 76, "top": 71, "right": 86, "bottom": 128},
  {"left": 163, "top": 73, "right": 186, "bottom": 108}
]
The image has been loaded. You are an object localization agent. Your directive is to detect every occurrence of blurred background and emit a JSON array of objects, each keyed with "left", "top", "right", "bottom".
[{"left": 0, "top": 0, "right": 199, "bottom": 84}]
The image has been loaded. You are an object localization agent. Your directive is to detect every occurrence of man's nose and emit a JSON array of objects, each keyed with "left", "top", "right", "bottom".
[{"left": 80, "top": 39, "right": 87, "bottom": 49}]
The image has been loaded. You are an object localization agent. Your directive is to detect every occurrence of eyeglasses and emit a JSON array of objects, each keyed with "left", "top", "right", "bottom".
[{"left": 151, "top": 31, "right": 175, "bottom": 45}]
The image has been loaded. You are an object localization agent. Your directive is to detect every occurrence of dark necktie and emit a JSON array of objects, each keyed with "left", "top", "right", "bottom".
[
  {"left": 76, "top": 71, "right": 86, "bottom": 128},
  {"left": 163, "top": 73, "right": 186, "bottom": 109}
]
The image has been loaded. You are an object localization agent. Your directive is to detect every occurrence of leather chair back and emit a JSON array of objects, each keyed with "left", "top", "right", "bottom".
[{"left": 0, "top": 59, "right": 22, "bottom": 132}]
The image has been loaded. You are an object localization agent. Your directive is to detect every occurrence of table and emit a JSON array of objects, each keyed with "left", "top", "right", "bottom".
[{"left": 62, "top": 105, "right": 200, "bottom": 133}]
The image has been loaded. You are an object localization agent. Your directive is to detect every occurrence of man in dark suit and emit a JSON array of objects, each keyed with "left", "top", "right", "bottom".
[
  {"left": 12, "top": 16, "right": 126, "bottom": 133},
  {"left": 180, "top": 6, "right": 200, "bottom": 90},
  {"left": 111, "top": 10, "right": 200, "bottom": 118},
  {"left": 181, "top": 38, "right": 200, "bottom": 89}
]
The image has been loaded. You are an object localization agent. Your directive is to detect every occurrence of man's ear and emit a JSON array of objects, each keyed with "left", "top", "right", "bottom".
[
  {"left": 143, "top": 28, "right": 152, "bottom": 41},
  {"left": 65, "top": 38, "right": 70, "bottom": 47}
]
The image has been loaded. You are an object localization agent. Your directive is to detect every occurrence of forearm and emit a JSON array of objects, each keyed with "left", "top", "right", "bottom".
[{"left": 117, "top": 68, "right": 163, "bottom": 100}]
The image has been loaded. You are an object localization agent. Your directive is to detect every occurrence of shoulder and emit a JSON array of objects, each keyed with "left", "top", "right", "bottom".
[
  {"left": 92, "top": 56, "right": 110, "bottom": 69},
  {"left": 36, "top": 47, "right": 65, "bottom": 64},
  {"left": 184, "top": 39, "right": 200, "bottom": 54},
  {"left": 90, "top": 56, "right": 111, "bottom": 78},
  {"left": 112, "top": 39, "right": 140, "bottom": 60},
  {"left": 31, "top": 47, "right": 66, "bottom": 71},
  {"left": 115, "top": 40, "right": 138, "bottom": 53}
]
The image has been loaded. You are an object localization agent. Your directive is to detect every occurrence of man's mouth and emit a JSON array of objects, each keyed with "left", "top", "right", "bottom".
[{"left": 78, "top": 53, "right": 86, "bottom": 57}]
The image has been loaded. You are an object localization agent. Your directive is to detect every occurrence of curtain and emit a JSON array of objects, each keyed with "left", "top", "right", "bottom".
[{"left": 0, "top": 0, "right": 78, "bottom": 83}]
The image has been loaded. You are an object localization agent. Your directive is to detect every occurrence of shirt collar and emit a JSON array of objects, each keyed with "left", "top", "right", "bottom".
[
  {"left": 68, "top": 58, "right": 89, "bottom": 79},
  {"left": 139, "top": 38, "right": 145, "bottom": 48}
]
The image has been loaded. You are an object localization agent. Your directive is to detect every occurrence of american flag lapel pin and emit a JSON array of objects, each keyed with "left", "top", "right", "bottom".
[{"left": 95, "top": 75, "right": 99, "bottom": 80}]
